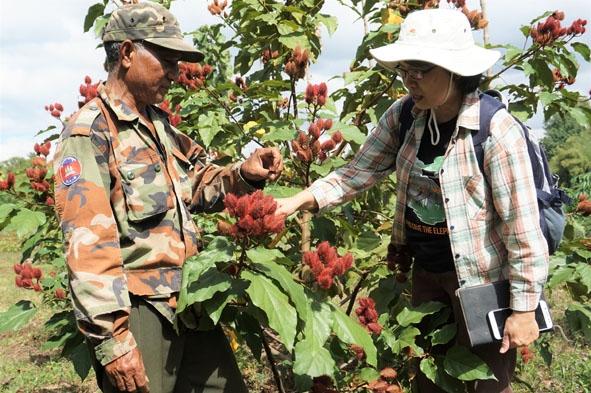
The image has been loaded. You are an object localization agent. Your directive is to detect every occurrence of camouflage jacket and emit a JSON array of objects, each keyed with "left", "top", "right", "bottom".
[{"left": 53, "top": 83, "right": 259, "bottom": 365}]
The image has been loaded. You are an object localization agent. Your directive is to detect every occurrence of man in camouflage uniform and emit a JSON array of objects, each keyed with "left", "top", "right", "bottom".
[{"left": 53, "top": 3, "right": 283, "bottom": 392}]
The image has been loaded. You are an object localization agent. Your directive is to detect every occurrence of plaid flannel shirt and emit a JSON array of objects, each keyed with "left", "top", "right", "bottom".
[{"left": 308, "top": 91, "right": 548, "bottom": 312}]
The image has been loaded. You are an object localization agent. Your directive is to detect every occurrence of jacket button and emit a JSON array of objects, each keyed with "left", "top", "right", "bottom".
[
  {"left": 127, "top": 172, "right": 135, "bottom": 180},
  {"left": 154, "top": 164, "right": 162, "bottom": 172}
]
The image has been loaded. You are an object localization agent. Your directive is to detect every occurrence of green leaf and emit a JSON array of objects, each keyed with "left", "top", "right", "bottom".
[
  {"left": 0, "top": 300, "right": 37, "bottom": 332},
  {"left": 84, "top": 3, "right": 105, "bottom": 33},
  {"left": 330, "top": 303, "right": 377, "bottom": 366},
  {"left": 250, "top": 254, "right": 309, "bottom": 321},
  {"left": 443, "top": 345, "right": 496, "bottom": 381},
  {"left": 429, "top": 323, "right": 458, "bottom": 346},
  {"left": 242, "top": 270, "right": 297, "bottom": 352},
  {"left": 304, "top": 296, "right": 333, "bottom": 347},
  {"left": 317, "top": 14, "right": 339, "bottom": 36},
  {"left": 420, "top": 355, "right": 466, "bottom": 393},
  {"left": 382, "top": 325, "right": 423, "bottom": 356},
  {"left": 293, "top": 338, "right": 336, "bottom": 381},
  {"left": 12, "top": 209, "right": 46, "bottom": 238},
  {"left": 396, "top": 301, "right": 445, "bottom": 327},
  {"left": 566, "top": 302, "right": 591, "bottom": 339}
]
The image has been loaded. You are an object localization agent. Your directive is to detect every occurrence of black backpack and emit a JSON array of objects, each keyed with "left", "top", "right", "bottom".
[{"left": 399, "top": 90, "right": 572, "bottom": 254}]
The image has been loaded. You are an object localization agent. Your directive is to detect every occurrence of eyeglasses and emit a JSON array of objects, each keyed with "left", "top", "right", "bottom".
[{"left": 393, "top": 65, "right": 436, "bottom": 80}]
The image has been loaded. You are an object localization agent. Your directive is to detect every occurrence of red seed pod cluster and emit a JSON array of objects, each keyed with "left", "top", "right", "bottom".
[
  {"left": 576, "top": 194, "right": 591, "bottom": 217},
  {"left": 45, "top": 102, "right": 65, "bottom": 119},
  {"left": 208, "top": 0, "right": 228, "bottom": 17},
  {"left": 291, "top": 119, "right": 342, "bottom": 164},
  {"left": 27, "top": 143, "right": 53, "bottom": 194},
  {"left": 217, "top": 190, "right": 285, "bottom": 239},
  {"left": 520, "top": 347, "right": 535, "bottom": 364},
  {"left": 309, "top": 375, "right": 339, "bottom": 393},
  {"left": 229, "top": 76, "right": 247, "bottom": 103},
  {"left": 530, "top": 11, "right": 587, "bottom": 47},
  {"left": 460, "top": 6, "right": 488, "bottom": 30},
  {"left": 390, "top": 0, "right": 439, "bottom": 17},
  {"left": 14, "top": 262, "right": 43, "bottom": 292},
  {"left": 305, "top": 82, "right": 328, "bottom": 107},
  {"left": 284, "top": 45, "right": 309, "bottom": 79},
  {"left": 79, "top": 75, "right": 100, "bottom": 108},
  {"left": 0, "top": 172, "right": 16, "bottom": 191},
  {"left": 551, "top": 68, "right": 576, "bottom": 89},
  {"left": 386, "top": 243, "right": 413, "bottom": 283},
  {"left": 349, "top": 344, "right": 366, "bottom": 361},
  {"left": 302, "top": 241, "right": 354, "bottom": 289},
  {"left": 262, "top": 47, "right": 279, "bottom": 64},
  {"left": 355, "top": 297, "right": 383, "bottom": 335},
  {"left": 367, "top": 376, "right": 401, "bottom": 393},
  {"left": 176, "top": 62, "right": 212, "bottom": 90},
  {"left": 159, "top": 100, "right": 182, "bottom": 127}
]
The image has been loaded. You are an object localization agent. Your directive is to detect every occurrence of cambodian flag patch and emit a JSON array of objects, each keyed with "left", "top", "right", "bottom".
[{"left": 59, "top": 156, "right": 82, "bottom": 186}]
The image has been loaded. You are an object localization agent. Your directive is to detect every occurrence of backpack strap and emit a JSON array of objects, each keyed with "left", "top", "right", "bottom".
[
  {"left": 398, "top": 96, "right": 416, "bottom": 146},
  {"left": 475, "top": 92, "right": 506, "bottom": 175}
]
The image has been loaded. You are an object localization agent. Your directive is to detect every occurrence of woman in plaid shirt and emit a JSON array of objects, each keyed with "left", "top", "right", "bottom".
[{"left": 276, "top": 9, "right": 548, "bottom": 393}]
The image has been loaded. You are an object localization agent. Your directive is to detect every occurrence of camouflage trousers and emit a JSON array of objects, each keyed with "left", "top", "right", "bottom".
[{"left": 89, "top": 295, "right": 249, "bottom": 393}]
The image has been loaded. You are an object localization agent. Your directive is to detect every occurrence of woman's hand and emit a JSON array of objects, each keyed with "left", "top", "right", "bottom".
[{"left": 500, "top": 310, "right": 539, "bottom": 353}]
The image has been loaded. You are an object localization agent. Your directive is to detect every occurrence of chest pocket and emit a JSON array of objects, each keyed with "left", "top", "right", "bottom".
[
  {"left": 169, "top": 148, "right": 194, "bottom": 205},
  {"left": 119, "top": 151, "right": 174, "bottom": 222},
  {"left": 463, "top": 173, "right": 491, "bottom": 221}
]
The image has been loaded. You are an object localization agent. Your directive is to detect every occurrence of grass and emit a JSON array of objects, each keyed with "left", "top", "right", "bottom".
[
  {"left": 0, "top": 251, "right": 99, "bottom": 393},
  {"left": 1, "top": 240, "right": 590, "bottom": 393}
]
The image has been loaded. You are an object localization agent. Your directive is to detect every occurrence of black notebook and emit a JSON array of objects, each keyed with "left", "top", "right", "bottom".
[{"left": 456, "top": 280, "right": 553, "bottom": 347}]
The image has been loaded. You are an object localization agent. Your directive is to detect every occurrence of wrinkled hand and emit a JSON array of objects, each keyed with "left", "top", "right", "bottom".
[
  {"left": 104, "top": 347, "right": 150, "bottom": 393},
  {"left": 241, "top": 147, "right": 284, "bottom": 183},
  {"left": 500, "top": 310, "right": 539, "bottom": 354}
]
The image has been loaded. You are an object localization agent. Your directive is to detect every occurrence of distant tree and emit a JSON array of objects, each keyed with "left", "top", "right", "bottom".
[
  {"left": 0, "top": 155, "right": 33, "bottom": 176},
  {"left": 549, "top": 127, "right": 591, "bottom": 187}
]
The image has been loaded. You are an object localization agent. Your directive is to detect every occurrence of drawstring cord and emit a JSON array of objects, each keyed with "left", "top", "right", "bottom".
[{"left": 428, "top": 72, "right": 455, "bottom": 146}]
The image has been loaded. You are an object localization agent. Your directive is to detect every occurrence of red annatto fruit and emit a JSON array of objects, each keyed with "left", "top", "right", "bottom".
[
  {"left": 226, "top": 264, "right": 240, "bottom": 276},
  {"left": 0, "top": 181, "right": 8, "bottom": 191},
  {"left": 380, "top": 367, "right": 398, "bottom": 380},
  {"left": 7, "top": 172, "right": 16, "bottom": 188},
  {"left": 33, "top": 283, "right": 42, "bottom": 292},
  {"left": 15, "top": 276, "right": 24, "bottom": 288},
  {"left": 32, "top": 268, "right": 43, "bottom": 279},
  {"left": 349, "top": 344, "right": 365, "bottom": 360},
  {"left": 55, "top": 288, "right": 67, "bottom": 300},
  {"left": 84, "top": 75, "right": 92, "bottom": 84},
  {"left": 330, "top": 130, "right": 342, "bottom": 144},
  {"left": 13, "top": 263, "right": 23, "bottom": 274}
]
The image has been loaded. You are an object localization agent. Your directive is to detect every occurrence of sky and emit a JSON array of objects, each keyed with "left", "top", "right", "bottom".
[{"left": 0, "top": 0, "right": 589, "bottom": 161}]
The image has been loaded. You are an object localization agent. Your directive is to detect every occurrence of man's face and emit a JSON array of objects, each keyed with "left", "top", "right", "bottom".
[{"left": 126, "top": 41, "right": 182, "bottom": 107}]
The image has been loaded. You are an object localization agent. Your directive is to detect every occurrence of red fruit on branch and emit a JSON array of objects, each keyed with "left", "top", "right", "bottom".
[{"left": 55, "top": 288, "right": 67, "bottom": 300}]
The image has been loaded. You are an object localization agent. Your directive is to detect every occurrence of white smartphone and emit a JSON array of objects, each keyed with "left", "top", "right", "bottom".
[{"left": 487, "top": 299, "right": 554, "bottom": 340}]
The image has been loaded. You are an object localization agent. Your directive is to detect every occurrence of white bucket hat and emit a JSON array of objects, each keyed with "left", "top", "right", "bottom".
[{"left": 369, "top": 8, "right": 500, "bottom": 76}]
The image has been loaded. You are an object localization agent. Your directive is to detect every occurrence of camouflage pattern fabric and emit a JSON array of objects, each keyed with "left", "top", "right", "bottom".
[{"left": 53, "top": 83, "right": 257, "bottom": 365}]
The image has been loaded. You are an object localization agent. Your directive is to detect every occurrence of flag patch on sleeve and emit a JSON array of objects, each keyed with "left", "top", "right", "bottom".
[{"left": 59, "top": 156, "right": 82, "bottom": 186}]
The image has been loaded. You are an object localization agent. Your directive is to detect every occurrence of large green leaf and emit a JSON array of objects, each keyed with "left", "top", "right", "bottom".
[
  {"left": 304, "top": 296, "right": 333, "bottom": 347},
  {"left": 443, "top": 345, "right": 496, "bottom": 381},
  {"left": 381, "top": 325, "right": 424, "bottom": 357},
  {"left": 396, "top": 301, "right": 445, "bottom": 327},
  {"left": 12, "top": 209, "right": 46, "bottom": 238},
  {"left": 0, "top": 300, "right": 37, "bottom": 332},
  {"left": 420, "top": 355, "right": 466, "bottom": 393},
  {"left": 293, "top": 338, "right": 336, "bottom": 385},
  {"left": 330, "top": 303, "right": 377, "bottom": 367},
  {"left": 242, "top": 270, "right": 297, "bottom": 352},
  {"left": 249, "top": 252, "right": 308, "bottom": 321}
]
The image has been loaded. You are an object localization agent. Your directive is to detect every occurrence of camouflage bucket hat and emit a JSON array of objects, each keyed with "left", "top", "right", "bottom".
[{"left": 102, "top": 2, "right": 204, "bottom": 63}]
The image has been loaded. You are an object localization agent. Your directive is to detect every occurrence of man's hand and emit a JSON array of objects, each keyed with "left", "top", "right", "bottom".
[
  {"left": 241, "top": 147, "right": 284, "bottom": 183},
  {"left": 104, "top": 347, "right": 150, "bottom": 392},
  {"left": 500, "top": 310, "right": 539, "bottom": 354}
]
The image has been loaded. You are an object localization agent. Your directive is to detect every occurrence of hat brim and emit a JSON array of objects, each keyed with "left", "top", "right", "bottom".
[
  {"left": 370, "top": 42, "right": 500, "bottom": 76},
  {"left": 145, "top": 37, "right": 205, "bottom": 63}
]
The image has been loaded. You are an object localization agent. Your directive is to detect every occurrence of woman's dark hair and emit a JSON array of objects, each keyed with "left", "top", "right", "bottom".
[{"left": 456, "top": 74, "right": 485, "bottom": 94}]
